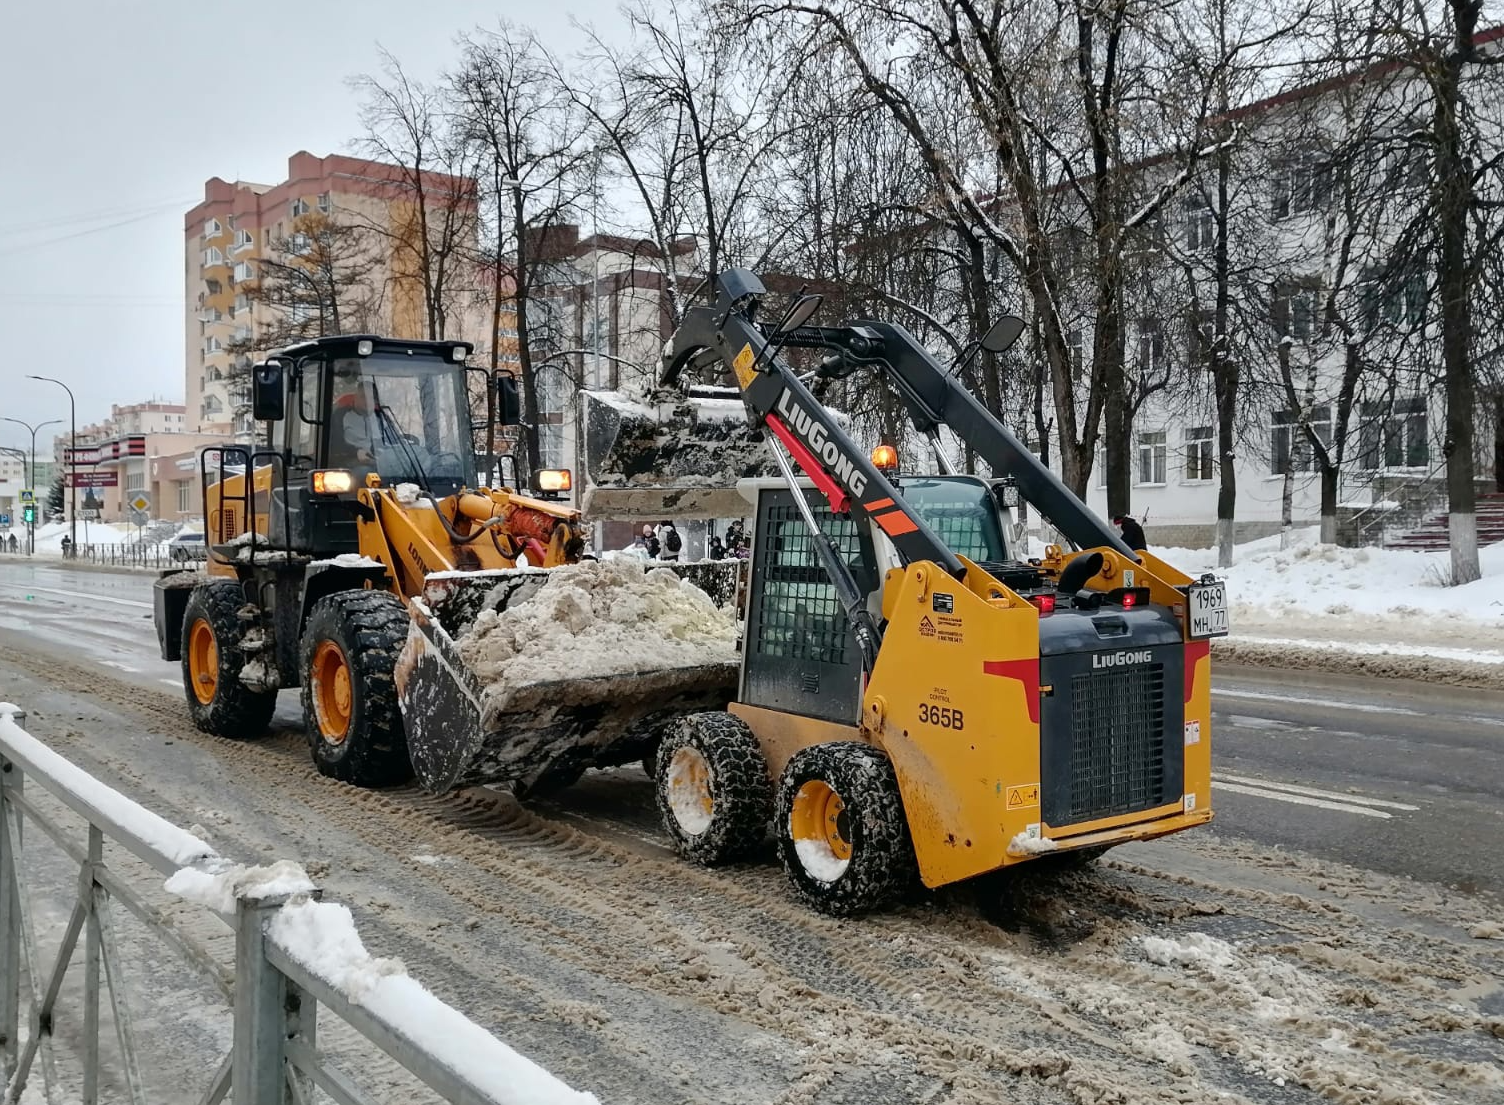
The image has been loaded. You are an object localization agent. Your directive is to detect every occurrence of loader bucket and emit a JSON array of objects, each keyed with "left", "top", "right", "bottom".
[
  {"left": 579, "top": 387, "right": 775, "bottom": 520},
  {"left": 394, "top": 566, "right": 740, "bottom": 795}
]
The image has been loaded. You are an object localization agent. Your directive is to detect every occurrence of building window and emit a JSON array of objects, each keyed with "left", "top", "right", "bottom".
[
  {"left": 204, "top": 336, "right": 222, "bottom": 354},
  {"left": 233, "top": 293, "right": 251, "bottom": 317},
  {"left": 1184, "top": 426, "right": 1214, "bottom": 481},
  {"left": 203, "top": 218, "right": 221, "bottom": 237},
  {"left": 538, "top": 422, "right": 565, "bottom": 469},
  {"left": 1137, "top": 319, "right": 1164, "bottom": 375},
  {"left": 177, "top": 481, "right": 191, "bottom": 513},
  {"left": 538, "top": 364, "right": 571, "bottom": 417},
  {"left": 1272, "top": 283, "right": 1318, "bottom": 340},
  {"left": 205, "top": 279, "right": 222, "bottom": 296},
  {"left": 317, "top": 192, "right": 332, "bottom": 214},
  {"left": 232, "top": 228, "right": 254, "bottom": 252},
  {"left": 233, "top": 325, "right": 252, "bottom": 343},
  {"left": 288, "top": 232, "right": 312, "bottom": 256},
  {"left": 1358, "top": 398, "right": 1428, "bottom": 469},
  {"left": 291, "top": 198, "right": 310, "bottom": 217},
  {"left": 1270, "top": 405, "right": 1332, "bottom": 474},
  {"left": 1137, "top": 431, "right": 1167, "bottom": 485},
  {"left": 202, "top": 247, "right": 223, "bottom": 266},
  {"left": 1067, "top": 328, "right": 1084, "bottom": 377},
  {"left": 232, "top": 261, "right": 253, "bottom": 283},
  {"left": 1271, "top": 153, "right": 1332, "bottom": 219},
  {"left": 1360, "top": 267, "right": 1427, "bottom": 330},
  {"left": 1185, "top": 200, "right": 1214, "bottom": 252}
]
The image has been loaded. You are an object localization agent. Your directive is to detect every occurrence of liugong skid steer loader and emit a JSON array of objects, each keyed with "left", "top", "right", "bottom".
[{"left": 588, "top": 269, "right": 1228, "bottom": 914}]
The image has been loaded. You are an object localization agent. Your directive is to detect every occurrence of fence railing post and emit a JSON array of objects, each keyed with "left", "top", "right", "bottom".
[
  {"left": 232, "top": 895, "right": 311, "bottom": 1105},
  {"left": 0, "top": 744, "right": 20, "bottom": 1084}
]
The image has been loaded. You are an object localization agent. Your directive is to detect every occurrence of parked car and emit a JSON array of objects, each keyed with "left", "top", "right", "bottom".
[{"left": 167, "top": 531, "right": 206, "bottom": 562}]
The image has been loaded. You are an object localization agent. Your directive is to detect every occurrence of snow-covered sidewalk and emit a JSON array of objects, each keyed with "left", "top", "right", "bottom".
[{"left": 1157, "top": 528, "right": 1504, "bottom": 683}]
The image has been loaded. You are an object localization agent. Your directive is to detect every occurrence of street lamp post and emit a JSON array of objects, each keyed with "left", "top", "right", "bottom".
[
  {"left": 1, "top": 417, "right": 61, "bottom": 555},
  {"left": 27, "top": 376, "right": 77, "bottom": 545}
]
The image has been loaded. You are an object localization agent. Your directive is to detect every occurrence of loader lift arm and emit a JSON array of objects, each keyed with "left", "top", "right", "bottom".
[
  {"left": 665, "top": 271, "right": 967, "bottom": 670},
  {"left": 771, "top": 322, "right": 1137, "bottom": 559}
]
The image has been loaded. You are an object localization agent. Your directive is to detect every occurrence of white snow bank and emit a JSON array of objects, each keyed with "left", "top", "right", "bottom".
[
  {"left": 268, "top": 898, "right": 600, "bottom": 1105},
  {"left": 0, "top": 705, "right": 213, "bottom": 868},
  {"left": 165, "top": 859, "right": 315, "bottom": 915},
  {"left": 456, "top": 558, "right": 738, "bottom": 701},
  {"left": 1155, "top": 528, "right": 1504, "bottom": 632},
  {"left": 1219, "top": 635, "right": 1504, "bottom": 666}
]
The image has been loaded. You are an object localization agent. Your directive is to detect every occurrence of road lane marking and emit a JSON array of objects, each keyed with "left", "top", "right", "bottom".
[
  {"left": 0, "top": 585, "right": 152, "bottom": 610},
  {"left": 1213, "top": 781, "right": 1392, "bottom": 818},
  {"left": 159, "top": 678, "right": 181, "bottom": 688},
  {"left": 1213, "top": 686, "right": 1504, "bottom": 728},
  {"left": 1214, "top": 771, "right": 1420, "bottom": 811}
]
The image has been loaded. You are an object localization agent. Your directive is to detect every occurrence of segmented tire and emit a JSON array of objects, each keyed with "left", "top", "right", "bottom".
[
  {"left": 655, "top": 712, "right": 772, "bottom": 865},
  {"left": 180, "top": 580, "right": 278, "bottom": 740},
  {"left": 776, "top": 741, "right": 916, "bottom": 916},
  {"left": 299, "top": 590, "right": 413, "bottom": 787}
]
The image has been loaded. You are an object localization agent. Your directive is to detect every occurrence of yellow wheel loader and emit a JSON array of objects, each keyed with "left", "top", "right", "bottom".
[
  {"left": 591, "top": 270, "right": 1227, "bottom": 914},
  {"left": 153, "top": 335, "right": 736, "bottom": 791}
]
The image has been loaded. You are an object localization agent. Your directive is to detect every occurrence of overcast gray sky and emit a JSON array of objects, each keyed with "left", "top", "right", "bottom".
[{"left": 0, "top": 0, "right": 617, "bottom": 454}]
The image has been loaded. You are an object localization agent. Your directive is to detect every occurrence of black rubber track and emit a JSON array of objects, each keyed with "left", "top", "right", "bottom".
[
  {"left": 179, "top": 580, "right": 278, "bottom": 740},
  {"left": 775, "top": 741, "right": 916, "bottom": 916},
  {"left": 300, "top": 589, "right": 413, "bottom": 787},
  {"left": 655, "top": 711, "right": 772, "bottom": 865}
]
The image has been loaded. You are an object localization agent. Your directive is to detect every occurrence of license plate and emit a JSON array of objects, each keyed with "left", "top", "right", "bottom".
[{"left": 1187, "top": 581, "right": 1229, "bottom": 639}]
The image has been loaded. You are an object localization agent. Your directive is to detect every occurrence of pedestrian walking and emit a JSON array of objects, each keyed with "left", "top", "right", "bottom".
[{"left": 660, "top": 521, "right": 683, "bottom": 562}]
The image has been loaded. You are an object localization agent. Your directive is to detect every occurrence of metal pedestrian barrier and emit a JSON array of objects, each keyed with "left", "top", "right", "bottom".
[
  {"left": 0, "top": 704, "right": 598, "bottom": 1105},
  {"left": 69, "top": 543, "right": 208, "bottom": 570}
]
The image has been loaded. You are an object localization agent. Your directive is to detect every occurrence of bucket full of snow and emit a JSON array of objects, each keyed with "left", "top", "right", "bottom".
[
  {"left": 394, "top": 559, "right": 740, "bottom": 795},
  {"left": 579, "top": 387, "right": 776, "bottom": 520}
]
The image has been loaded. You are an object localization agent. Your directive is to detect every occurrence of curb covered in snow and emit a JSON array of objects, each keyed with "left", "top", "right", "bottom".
[{"left": 1213, "top": 637, "right": 1504, "bottom": 690}]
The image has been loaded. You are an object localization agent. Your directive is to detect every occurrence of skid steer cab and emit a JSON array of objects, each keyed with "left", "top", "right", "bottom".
[{"left": 152, "top": 334, "right": 591, "bottom": 785}]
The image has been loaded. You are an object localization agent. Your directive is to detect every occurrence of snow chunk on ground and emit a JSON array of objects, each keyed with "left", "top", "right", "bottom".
[
  {"left": 394, "top": 482, "right": 422, "bottom": 504},
  {"left": 165, "top": 859, "right": 316, "bottom": 915},
  {"left": 1141, "top": 931, "right": 1239, "bottom": 972},
  {"left": 1138, "top": 931, "right": 1325, "bottom": 1021},
  {"left": 269, "top": 898, "right": 600, "bottom": 1104},
  {"left": 455, "top": 559, "right": 738, "bottom": 705},
  {"left": 0, "top": 706, "right": 213, "bottom": 868},
  {"left": 1469, "top": 920, "right": 1504, "bottom": 940}
]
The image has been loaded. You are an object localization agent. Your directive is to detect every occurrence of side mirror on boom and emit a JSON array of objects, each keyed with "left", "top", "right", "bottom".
[{"left": 252, "top": 362, "right": 286, "bottom": 422}]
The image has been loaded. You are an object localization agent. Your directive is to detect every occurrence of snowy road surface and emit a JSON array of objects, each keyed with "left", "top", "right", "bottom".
[{"left": 1, "top": 559, "right": 1501, "bottom": 1104}]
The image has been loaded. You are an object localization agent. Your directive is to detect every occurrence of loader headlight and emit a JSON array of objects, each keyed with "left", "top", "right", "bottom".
[
  {"left": 312, "top": 469, "right": 355, "bottom": 494},
  {"left": 535, "top": 468, "right": 572, "bottom": 493}
]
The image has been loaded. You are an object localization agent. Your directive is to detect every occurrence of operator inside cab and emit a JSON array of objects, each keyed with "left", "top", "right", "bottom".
[{"left": 332, "top": 376, "right": 386, "bottom": 470}]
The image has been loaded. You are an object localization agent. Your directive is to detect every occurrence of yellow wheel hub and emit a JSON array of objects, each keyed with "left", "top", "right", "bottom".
[
  {"left": 665, "top": 745, "right": 714, "bottom": 835},
  {"left": 790, "top": 779, "right": 852, "bottom": 880},
  {"left": 187, "top": 619, "right": 218, "bottom": 705},
  {"left": 311, "top": 640, "right": 353, "bottom": 744}
]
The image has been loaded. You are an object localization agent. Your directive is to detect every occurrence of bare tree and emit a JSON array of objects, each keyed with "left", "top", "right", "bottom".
[
  {"left": 451, "top": 24, "right": 593, "bottom": 483},
  {"left": 353, "top": 51, "right": 483, "bottom": 343}
]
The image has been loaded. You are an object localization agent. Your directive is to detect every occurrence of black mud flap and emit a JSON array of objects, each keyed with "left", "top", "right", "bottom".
[{"left": 153, "top": 569, "right": 206, "bottom": 662}]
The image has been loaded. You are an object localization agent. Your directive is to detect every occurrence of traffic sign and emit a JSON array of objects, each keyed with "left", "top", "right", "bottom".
[
  {"left": 18, "top": 489, "right": 34, "bottom": 505},
  {"left": 128, "top": 507, "right": 150, "bottom": 527},
  {"left": 0, "top": 513, "right": 9, "bottom": 526},
  {"left": 129, "top": 493, "right": 151, "bottom": 514}
]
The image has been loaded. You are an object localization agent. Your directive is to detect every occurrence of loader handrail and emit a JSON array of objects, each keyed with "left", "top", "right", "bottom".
[{"left": 665, "top": 269, "right": 966, "bottom": 580}]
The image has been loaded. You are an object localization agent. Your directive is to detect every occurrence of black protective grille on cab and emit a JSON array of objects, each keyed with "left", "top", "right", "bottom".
[{"left": 1066, "top": 664, "right": 1167, "bottom": 821}]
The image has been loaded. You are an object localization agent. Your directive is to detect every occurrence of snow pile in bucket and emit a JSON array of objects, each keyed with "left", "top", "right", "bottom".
[{"left": 456, "top": 558, "right": 738, "bottom": 701}]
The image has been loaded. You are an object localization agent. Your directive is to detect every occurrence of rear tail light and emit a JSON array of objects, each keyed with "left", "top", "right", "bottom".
[
  {"left": 1107, "top": 586, "right": 1151, "bottom": 608},
  {"left": 1030, "top": 593, "right": 1057, "bottom": 614}
]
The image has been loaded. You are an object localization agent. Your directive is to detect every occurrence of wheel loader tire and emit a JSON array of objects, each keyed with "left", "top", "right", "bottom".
[
  {"left": 775, "top": 742, "right": 916, "bottom": 916},
  {"left": 180, "top": 581, "right": 278, "bottom": 740},
  {"left": 300, "top": 590, "right": 413, "bottom": 787},
  {"left": 655, "top": 712, "right": 771, "bottom": 865}
]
